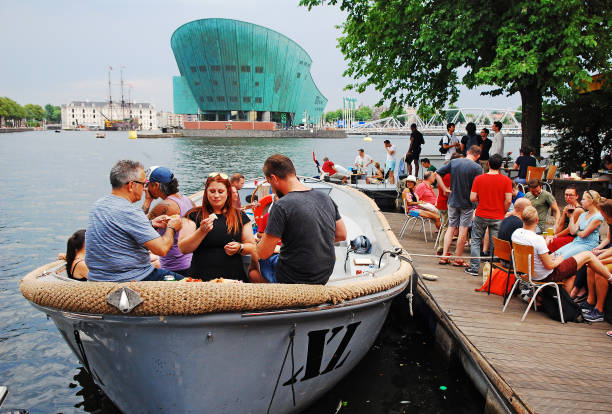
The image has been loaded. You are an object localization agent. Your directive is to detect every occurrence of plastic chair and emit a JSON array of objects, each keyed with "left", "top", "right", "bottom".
[
  {"left": 518, "top": 166, "right": 547, "bottom": 193},
  {"left": 502, "top": 243, "right": 567, "bottom": 323},
  {"left": 542, "top": 165, "right": 557, "bottom": 193},
  {"left": 399, "top": 199, "right": 434, "bottom": 242},
  {"left": 489, "top": 237, "right": 514, "bottom": 303}
]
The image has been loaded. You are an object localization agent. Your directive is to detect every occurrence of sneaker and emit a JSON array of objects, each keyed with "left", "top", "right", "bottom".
[
  {"left": 584, "top": 308, "right": 604, "bottom": 322},
  {"left": 465, "top": 267, "right": 479, "bottom": 276},
  {"left": 579, "top": 301, "right": 595, "bottom": 314}
]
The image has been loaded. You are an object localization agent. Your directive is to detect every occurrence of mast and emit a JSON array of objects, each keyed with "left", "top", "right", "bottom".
[
  {"left": 108, "top": 66, "right": 113, "bottom": 121},
  {"left": 120, "top": 66, "right": 126, "bottom": 120}
]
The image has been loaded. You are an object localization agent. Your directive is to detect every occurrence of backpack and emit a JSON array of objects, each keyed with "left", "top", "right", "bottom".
[
  {"left": 438, "top": 137, "right": 449, "bottom": 154},
  {"left": 539, "top": 285, "right": 583, "bottom": 323},
  {"left": 604, "top": 289, "right": 612, "bottom": 324}
]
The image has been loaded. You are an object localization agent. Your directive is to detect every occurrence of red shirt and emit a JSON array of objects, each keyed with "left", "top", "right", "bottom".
[
  {"left": 436, "top": 174, "right": 452, "bottom": 210},
  {"left": 471, "top": 173, "right": 512, "bottom": 220},
  {"left": 415, "top": 182, "right": 437, "bottom": 205},
  {"left": 322, "top": 161, "right": 337, "bottom": 174}
]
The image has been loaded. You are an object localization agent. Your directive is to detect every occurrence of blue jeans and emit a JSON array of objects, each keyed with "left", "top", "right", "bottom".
[
  {"left": 142, "top": 267, "right": 184, "bottom": 281},
  {"left": 514, "top": 177, "right": 527, "bottom": 185},
  {"left": 259, "top": 254, "right": 279, "bottom": 283},
  {"left": 469, "top": 216, "right": 501, "bottom": 269}
]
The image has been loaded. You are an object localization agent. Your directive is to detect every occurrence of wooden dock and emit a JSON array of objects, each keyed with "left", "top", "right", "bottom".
[{"left": 382, "top": 211, "right": 612, "bottom": 414}]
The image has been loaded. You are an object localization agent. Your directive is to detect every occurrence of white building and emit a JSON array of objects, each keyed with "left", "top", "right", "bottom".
[
  {"left": 61, "top": 101, "right": 158, "bottom": 130},
  {"left": 156, "top": 111, "right": 184, "bottom": 129}
]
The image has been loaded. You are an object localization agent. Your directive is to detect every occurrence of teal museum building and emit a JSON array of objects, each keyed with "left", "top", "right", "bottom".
[{"left": 171, "top": 18, "right": 328, "bottom": 130}]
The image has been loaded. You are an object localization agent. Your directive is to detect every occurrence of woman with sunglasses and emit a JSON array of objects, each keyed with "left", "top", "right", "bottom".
[
  {"left": 555, "top": 190, "right": 603, "bottom": 260},
  {"left": 178, "top": 172, "right": 255, "bottom": 282}
]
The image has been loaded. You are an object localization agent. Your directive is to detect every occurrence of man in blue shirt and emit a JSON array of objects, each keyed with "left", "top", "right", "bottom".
[
  {"left": 513, "top": 147, "right": 537, "bottom": 184},
  {"left": 86, "top": 160, "right": 183, "bottom": 282}
]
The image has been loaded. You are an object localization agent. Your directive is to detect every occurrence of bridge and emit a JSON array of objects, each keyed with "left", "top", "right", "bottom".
[{"left": 346, "top": 107, "right": 556, "bottom": 137}]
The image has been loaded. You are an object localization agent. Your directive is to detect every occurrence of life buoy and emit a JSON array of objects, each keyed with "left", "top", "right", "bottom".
[{"left": 253, "top": 194, "right": 274, "bottom": 230}]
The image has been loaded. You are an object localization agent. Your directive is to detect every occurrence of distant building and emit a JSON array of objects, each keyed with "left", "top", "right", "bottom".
[
  {"left": 171, "top": 18, "right": 327, "bottom": 127},
  {"left": 61, "top": 101, "right": 157, "bottom": 130},
  {"left": 157, "top": 111, "right": 184, "bottom": 129}
]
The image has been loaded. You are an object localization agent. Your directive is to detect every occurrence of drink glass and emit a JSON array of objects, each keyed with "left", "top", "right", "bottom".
[{"left": 547, "top": 227, "right": 554, "bottom": 236}]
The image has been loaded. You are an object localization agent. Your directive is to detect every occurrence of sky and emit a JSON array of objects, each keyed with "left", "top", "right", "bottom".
[{"left": 0, "top": 0, "right": 520, "bottom": 113}]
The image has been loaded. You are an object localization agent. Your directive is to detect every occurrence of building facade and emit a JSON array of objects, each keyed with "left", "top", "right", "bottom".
[
  {"left": 61, "top": 101, "right": 157, "bottom": 130},
  {"left": 171, "top": 18, "right": 327, "bottom": 126}
]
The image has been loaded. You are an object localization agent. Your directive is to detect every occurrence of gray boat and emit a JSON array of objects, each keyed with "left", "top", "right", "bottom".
[{"left": 21, "top": 178, "right": 412, "bottom": 413}]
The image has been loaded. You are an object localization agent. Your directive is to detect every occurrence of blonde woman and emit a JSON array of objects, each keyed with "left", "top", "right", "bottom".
[{"left": 555, "top": 190, "right": 603, "bottom": 259}]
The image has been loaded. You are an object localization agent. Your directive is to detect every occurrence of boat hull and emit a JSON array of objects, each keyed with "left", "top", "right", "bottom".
[{"left": 35, "top": 283, "right": 404, "bottom": 413}]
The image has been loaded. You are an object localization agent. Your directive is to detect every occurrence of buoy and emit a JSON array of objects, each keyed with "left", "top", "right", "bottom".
[
  {"left": 129, "top": 130, "right": 138, "bottom": 139},
  {"left": 363, "top": 135, "right": 373, "bottom": 142}
]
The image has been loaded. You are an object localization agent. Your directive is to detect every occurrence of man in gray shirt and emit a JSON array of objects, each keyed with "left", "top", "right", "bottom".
[
  {"left": 86, "top": 160, "right": 183, "bottom": 282},
  {"left": 256, "top": 154, "right": 347, "bottom": 284},
  {"left": 436, "top": 146, "right": 483, "bottom": 266},
  {"left": 491, "top": 121, "right": 505, "bottom": 157}
]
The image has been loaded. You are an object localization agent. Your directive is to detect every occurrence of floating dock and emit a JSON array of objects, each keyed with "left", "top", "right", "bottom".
[{"left": 383, "top": 211, "right": 612, "bottom": 414}]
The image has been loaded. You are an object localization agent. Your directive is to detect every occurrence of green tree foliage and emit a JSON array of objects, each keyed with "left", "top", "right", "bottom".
[
  {"left": 0, "top": 97, "right": 26, "bottom": 126},
  {"left": 355, "top": 106, "right": 373, "bottom": 121},
  {"left": 300, "top": 0, "right": 612, "bottom": 154},
  {"left": 544, "top": 86, "right": 612, "bottom": 176},
  {"left": 45, "top": 104, "right": 61, "bottom": 123},
  {"left": 24, "top": 104, "right": 46, "bottom": 121},
  {"left": 416, "top": 104, "right": 436, "bottom": 123}
]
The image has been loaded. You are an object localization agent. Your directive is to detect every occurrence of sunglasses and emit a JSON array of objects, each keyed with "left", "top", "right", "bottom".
[{"left": 208, "top": 172, "right": 228, "bottom": 179}]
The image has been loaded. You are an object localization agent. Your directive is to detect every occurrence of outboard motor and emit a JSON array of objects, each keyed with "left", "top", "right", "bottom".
[{"left": 350, "top": 235, "right": 372, "bottom": 254}]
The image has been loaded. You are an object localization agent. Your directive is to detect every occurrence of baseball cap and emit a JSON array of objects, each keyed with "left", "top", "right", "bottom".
[
  {"left": 406, "top": 175, "right": 417, "bottom": 183},
  {"left": 146, "top": 166, "right": 174, "bottom": 184}
]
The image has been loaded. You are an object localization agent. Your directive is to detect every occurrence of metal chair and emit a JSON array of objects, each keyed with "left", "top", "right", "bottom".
[
  {"left": 399, "top": 199, "right": 435, "bottom": 242},
  {"left": 502, "top": 243, "right": 567, "bottom": 323},
  {"left": 489, "top": 236, "right": 514, "bottom": 303},
  {"left": 542, "top": 164, "right": 557, "bottom": 193},
  {"left": 518, "top": 166, "right": 547, "bottom": 193}
]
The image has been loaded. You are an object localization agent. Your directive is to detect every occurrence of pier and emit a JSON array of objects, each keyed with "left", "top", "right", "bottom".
[{"left": 382, "top": 211, "right": 612, "bottom": 413}]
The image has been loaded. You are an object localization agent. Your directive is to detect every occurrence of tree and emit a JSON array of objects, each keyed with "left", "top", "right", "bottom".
[
  {"left": 544, "top": 85, "right": 612, "bottom": 176},
  {"left": 45, "top": 104, "right": 61, "bottom": 123},
  {"left": 355, "top": 105, "right": 373, "bottom": 121},
  {"left": 300, "top": 0, "right": 612, "bottom": 155}
]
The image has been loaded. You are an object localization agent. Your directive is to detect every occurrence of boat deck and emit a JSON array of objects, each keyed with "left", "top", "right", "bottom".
[{"left": 382, "top": 211, "right": 612, "bottom": 414}]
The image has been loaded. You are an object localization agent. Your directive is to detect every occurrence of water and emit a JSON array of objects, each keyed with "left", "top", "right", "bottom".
[{"left": 0, "top": 130, "right": 496, "bottom": 412}]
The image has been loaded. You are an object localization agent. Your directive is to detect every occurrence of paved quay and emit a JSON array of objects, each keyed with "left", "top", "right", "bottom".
[{"left": 382, "top": 211, "right": 612, "bottom": 414}]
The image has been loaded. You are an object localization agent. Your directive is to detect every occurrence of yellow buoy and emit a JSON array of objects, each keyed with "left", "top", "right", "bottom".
[
  {"left": 363, "top": 135, "right": 373, "bottom": 142},
  {"left": 128, "top": 130, "right": 138, "bottom": 139}
]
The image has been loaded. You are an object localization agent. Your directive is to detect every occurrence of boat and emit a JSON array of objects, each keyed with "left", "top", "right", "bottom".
[
  {"left": 95, "top": 132, "right": 106, "bottom": 139},
  {"left": 20, "top": 177, "right": 412, "bottom": 413},
  {"left": 54, "top": 130, "right": 61, "bottom": 133}
]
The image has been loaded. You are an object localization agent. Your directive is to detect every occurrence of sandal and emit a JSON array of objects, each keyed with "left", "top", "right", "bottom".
[
  {"left": 452, "top": 259, "right": 469, "bottom": 267},
  {"left": 438, "top": 257, "right": 451, "bottom": 265}
]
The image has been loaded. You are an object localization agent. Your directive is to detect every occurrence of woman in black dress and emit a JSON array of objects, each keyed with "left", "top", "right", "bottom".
[{"left": 178, "top": 172, "right": 255, "bottom": 281}]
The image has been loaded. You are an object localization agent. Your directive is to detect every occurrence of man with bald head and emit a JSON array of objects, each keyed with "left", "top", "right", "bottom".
[{"left": 498, "top": 197, "right": 531, "bottom": 242}]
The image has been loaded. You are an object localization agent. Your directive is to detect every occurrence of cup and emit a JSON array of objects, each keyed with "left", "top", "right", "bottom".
[{"left": 547, "top": 227, "right": 554, "bottom": 236}]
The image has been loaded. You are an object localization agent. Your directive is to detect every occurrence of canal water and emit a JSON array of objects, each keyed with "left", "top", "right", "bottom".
[{"left": 0, "top": 131, "right": 521, "bottom": 412}]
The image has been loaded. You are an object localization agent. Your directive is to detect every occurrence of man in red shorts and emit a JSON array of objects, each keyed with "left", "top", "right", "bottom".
[{"left": 511, "top": 206, "right": 612, "bottom": 293}]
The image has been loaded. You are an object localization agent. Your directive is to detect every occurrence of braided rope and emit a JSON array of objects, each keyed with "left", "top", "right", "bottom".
[{"left": 20, "top": 184, "right": 412, "bottom": 316}]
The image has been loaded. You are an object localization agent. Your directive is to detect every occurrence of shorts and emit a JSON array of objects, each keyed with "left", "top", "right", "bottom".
[
  {"left": 385, "top": 160, "right": 396, "bottom": 172},
  {"left": 447, "top": 205, "right": 474, "bottom": 228},
  {"left": 259, "top": 254, "right": 279, "bottom": 283},
  {"left": 405, "top": 152, "right": 420, "bottom": 163},
  {"left": 409, "top": 209, "right": 420, "bottom": 217},
  {"left": 540, "top": 257, "right": 577, "bottom": 282}
]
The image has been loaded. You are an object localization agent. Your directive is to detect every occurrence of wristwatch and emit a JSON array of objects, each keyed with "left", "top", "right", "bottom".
[{"left": 238, "top": 243, "right": 244, "bottom": 255}]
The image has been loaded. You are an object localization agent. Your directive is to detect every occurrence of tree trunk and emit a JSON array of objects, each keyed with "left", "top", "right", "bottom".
[{"left": 519, "top": 83, "right": 543, "bottom": 156}]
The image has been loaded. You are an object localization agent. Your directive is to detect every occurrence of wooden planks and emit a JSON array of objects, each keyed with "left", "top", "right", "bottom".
[{"left": 383, "top": 211, "right": 612, "bottom": 414}]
